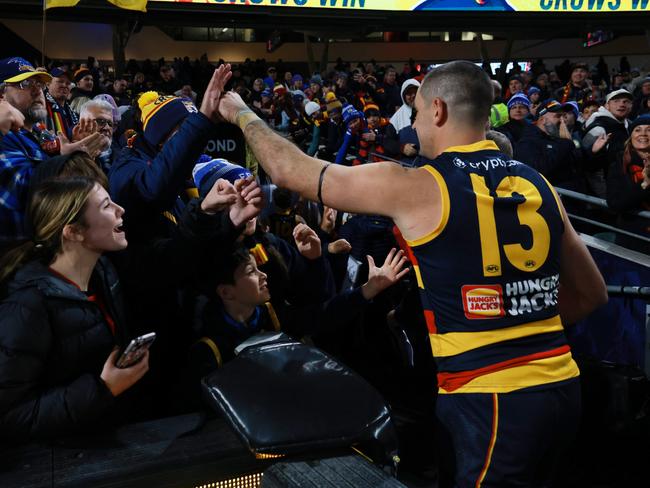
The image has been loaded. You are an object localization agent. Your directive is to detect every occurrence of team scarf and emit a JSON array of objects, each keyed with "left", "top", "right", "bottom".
[{"left": 44, "top": 90, "right": 79, "bottom": 139}]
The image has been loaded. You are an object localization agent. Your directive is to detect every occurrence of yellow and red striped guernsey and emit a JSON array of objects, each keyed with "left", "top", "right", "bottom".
[{"left": 408, "top": 141, "right": 579, "bottom": 394}]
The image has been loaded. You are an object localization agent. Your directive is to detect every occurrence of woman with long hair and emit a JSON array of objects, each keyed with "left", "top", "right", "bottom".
[
  {"left": 606, "top": 115, "right": 650, "bottom": 213},
  {"left": 0, "top": 177, "right": 149, "bottom": 440}
]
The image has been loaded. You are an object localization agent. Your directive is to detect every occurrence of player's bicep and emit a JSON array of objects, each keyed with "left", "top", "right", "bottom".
[{"left": 320, "top": 161, "right": 414, "bottom": 218}]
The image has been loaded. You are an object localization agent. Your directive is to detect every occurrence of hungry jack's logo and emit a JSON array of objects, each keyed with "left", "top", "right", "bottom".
[{"left": 462, "top": 284, "right": 505, "bottom": 320}]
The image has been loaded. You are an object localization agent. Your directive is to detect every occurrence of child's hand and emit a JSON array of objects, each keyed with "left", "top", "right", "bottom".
[
  {"left": 293, "top": 223, "right": 322, "bottom": 260},
  {"left": 361, "top": 248, "right": 409, "bottom": 300}
]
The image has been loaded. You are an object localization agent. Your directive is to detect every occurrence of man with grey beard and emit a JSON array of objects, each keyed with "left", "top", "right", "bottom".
[
  {"left": 0, "top": 57, "right": 106, "bottom": 248},
  {"left": 514, "top": 99, "right": 608, "bottom": 190}
]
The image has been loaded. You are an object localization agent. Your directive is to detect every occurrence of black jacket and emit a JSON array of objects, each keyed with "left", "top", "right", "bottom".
[
  {"left": 323, "top": 120, "right": 345, "bottom": 163},
  {"left": 514, "top": 124, "right": 582, "bottom": 188},
  {"left": 497, "top": 120, "right": 528, "bottom": 145},
  {"left": 0, "top": 258, "right": 128, "bottom": 440}
]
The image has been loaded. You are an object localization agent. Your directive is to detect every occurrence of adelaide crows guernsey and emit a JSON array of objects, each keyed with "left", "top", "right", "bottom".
[{"left": 407, "top": 140, "right": 579, "bottom": 394}]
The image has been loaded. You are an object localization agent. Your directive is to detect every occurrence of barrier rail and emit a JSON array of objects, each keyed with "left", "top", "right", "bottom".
[
  {"left": 567, "top": 213, "right": 650, "bottom": 244},
  {"left": 607, "top": 285, "right": 650, "bottom": 300},
  {"left": 554, "top": 187, "right": 650, "bottom": 220}
]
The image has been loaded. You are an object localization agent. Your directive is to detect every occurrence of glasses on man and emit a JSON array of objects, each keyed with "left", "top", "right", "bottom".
[
  {"left": 94, "top": 118, "right": 114, "bottom": 128},
  {"left": 8, "top": 78, "right": 46, "bottom": 91}
]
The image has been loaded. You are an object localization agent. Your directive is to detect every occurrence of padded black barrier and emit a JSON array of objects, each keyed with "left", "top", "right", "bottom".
[{"left": 202, "top": 334, "right": 399, "bottom": 465}]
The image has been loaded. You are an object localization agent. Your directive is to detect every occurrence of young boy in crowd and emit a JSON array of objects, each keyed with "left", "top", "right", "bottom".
[
  {"left": 359, "top": 103, "right": 393, "bottom": 162},
  {"left": 188, "top": 238, "right": 409, "bottom": 398}
]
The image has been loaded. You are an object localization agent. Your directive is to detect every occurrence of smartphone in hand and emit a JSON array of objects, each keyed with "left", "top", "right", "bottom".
[{"left": 116, "top": 332, "right": 156, "bottom": 368}]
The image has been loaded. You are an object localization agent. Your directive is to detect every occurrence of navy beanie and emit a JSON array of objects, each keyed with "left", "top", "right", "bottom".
[
  {"left": 507, "top": 93, "right": 531, "bottom": 111},
  {"left": 629, "top": 114, "right": 650, "bottom": 133},
  {"left": 342, "top": 104, "right": 363, "bottom": 125},
  {"left": 562, "top": 101, "right": 580, "bottom": 119},
  {"left": 139, "top": 91, "right": 197, "bottom": 146}
]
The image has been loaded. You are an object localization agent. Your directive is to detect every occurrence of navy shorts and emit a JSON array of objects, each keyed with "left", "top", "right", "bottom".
[{"left": 436, "top": 379, "right": 581, "bottom": 488}]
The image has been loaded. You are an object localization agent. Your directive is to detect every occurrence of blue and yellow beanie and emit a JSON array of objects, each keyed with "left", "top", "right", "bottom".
[{"left": 139, "top": 91, "right": 198, "bottom": 146}]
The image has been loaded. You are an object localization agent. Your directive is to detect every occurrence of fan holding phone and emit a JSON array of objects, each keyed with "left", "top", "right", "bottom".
[{"left": 99, "top": 333, "right": 155, "bottom": 398}]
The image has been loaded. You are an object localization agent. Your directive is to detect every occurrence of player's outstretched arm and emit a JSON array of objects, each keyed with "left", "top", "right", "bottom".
[{"left": 219, "top": 91, "right": 424, "bottom": 221}]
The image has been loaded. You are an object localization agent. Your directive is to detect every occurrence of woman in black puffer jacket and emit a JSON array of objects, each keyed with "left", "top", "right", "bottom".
[{"left": 0, "top": 177, "right": 148, "bottom": 440}]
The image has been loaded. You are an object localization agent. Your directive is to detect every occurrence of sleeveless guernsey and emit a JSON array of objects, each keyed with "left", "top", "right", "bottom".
[{"left": 407, "top": 140, "right": 579, "bottom": 394}]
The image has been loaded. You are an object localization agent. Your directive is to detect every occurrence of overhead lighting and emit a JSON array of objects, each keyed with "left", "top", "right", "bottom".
[{"left": 222, "top": 28, "right": 229, "bottom": 33}]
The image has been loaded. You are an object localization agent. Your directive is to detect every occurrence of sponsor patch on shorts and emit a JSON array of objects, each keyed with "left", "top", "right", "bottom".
[{"left": 462, "top": 284, "right": 505, "bottom": 320}]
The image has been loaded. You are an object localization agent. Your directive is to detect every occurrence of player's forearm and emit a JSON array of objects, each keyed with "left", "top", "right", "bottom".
[
  {"left": 558, "top": 283, "right": 607, "bottom": 325},
  {"left": 557, "top": 232, "right": 608, "bottom": 324},
  {"left": 241, "top": 117, "right": 324, "bottom": 200}
]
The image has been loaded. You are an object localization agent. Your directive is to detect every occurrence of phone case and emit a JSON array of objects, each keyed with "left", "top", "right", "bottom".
[{"left": 116, "top": 333, "right": 156, "bottom": 368}]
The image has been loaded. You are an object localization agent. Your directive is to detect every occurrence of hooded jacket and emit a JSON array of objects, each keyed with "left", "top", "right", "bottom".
[
  {"left": 582, "top": 107, "right": 631, "bottom": 184},
  {"left": 389, "top": 79, "right": 421, "bottom": 133},
  {"left": 583, "top": 107, "right": 630, "bottom": 157}
]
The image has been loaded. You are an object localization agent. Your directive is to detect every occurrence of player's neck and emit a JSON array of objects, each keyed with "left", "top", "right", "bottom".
[{"left": 431, "top": 125, "right": 486, "bottom": 158}]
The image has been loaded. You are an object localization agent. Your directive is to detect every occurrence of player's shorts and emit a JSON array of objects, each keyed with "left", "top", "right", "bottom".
[{"left": 435, "top": 378, "right": 581, "bottom": 488}]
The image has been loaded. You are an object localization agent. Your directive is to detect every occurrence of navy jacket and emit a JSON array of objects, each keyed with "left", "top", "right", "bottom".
[{"left": 109, "top": 112, "right": 215, "bottom": 243}]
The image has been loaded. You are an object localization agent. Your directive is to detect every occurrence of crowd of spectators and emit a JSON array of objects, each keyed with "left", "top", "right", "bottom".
[
  {"left": 489, "top": 59, "right": 650, "bottom": 217},
  {"left": 0, "top": 50, "right": 646, "bottom": 460},
  {"left": 6, "top": 53, "right": 650, "bottom": 211}
]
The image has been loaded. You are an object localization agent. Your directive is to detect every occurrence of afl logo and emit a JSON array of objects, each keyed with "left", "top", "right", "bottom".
[
  {"left": 525, "top": 260, "right": 536, "bottom": 268},
  {"left": 453, "top": 157, "right": 466, "bottom": 169},
  {"left": 485, "top": 264, "right": 500, "bottom": 274}
]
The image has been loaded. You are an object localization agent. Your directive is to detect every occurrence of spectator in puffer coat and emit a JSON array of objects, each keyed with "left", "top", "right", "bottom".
[{"left": 0, "top": 177, "right": 146, "bottom": 440}]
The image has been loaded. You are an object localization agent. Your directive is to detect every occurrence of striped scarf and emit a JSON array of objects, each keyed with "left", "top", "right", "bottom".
[{"left": 44, "top": 90, "right": 79, "bottom": 140}]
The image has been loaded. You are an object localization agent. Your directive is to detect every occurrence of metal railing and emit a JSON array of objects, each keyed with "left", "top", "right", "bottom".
[
  {"left": 607, "top": 285, "right": 650, "bottom": 299},
  {"left": 567, "top": 213, "right": 650, "bottom": 244},
  {"left": 555, "top": 187, "right": 650, "bottom": 245},
  {"left": 555, "top": 187, "right": 650, "bottom": 220}
]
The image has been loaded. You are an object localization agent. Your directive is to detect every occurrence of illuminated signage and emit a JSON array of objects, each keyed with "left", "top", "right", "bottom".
[{"left": 152, "top": 0, "right": 650, "bottom": 12}]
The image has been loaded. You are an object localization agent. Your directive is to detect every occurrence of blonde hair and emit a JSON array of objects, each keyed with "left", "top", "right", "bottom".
[{"left": 0, "top": 177, "right": 97, "bottom": 283}]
